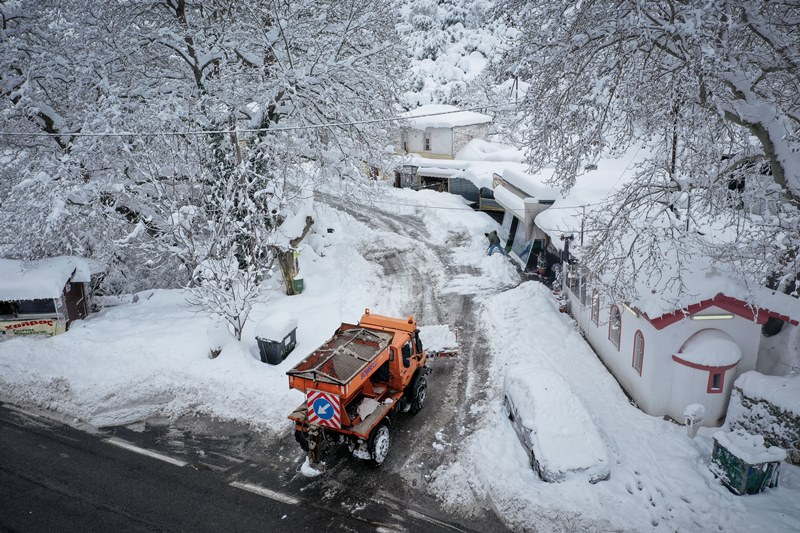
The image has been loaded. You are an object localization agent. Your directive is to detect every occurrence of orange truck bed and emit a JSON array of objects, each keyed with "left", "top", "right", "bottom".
[{"left": 286, "top": 326, "right": 394, "bottom": 401}]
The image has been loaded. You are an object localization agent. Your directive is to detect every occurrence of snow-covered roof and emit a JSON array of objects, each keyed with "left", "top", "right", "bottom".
[
  {"left": 493, "top": 185, "right": 542, "bottom": 220},
  {"left": 418, "top": 166, "right": 463, "bottom": 179},
  {"left": 406, "top": 155, "right": 527, "bottom": 191},
  {"left": 714, "top": 430, "right": 786, "bottom": 464},
  {"left": 502, "top": 167, "right": 561, "bottom": 201},
  {"left": 455, "top": 139, "right": 524, "bottom": 163},
  {"left": 639, "top": 272, "right": 800, "bottom": 325},
  {"left": 0, "top": 256, "right": 101, "bottom": 301},
  {"left": 404, "top": 155, "right": 516, "bottom": 190},
  {"left": 676, "top": 329, "right": 742, "bottom": 367},
  {"left": 462, "top": 165, "right": 499, "bottom": 191},
  {"left": 407, "top": 156, "right": 470, "bottom": 170},
  {"left": 735, "top": 371, "right": 800, "bottom": 416},
  {"left": 401, "top": 104, "right": 492, "bottom": 129},
  {"left": 535, "top": 146, "right": 644, "bottom": 249},
  {"left": 533, "top": 145, "right": 800, "bottom": 321}
]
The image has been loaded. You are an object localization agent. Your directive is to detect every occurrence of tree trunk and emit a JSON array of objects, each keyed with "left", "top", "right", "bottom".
[{"left": 271, "top": 215, "right": 314, "bottom": 295}]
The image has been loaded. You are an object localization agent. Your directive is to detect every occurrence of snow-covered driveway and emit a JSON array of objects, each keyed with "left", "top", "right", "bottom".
[{"left": 430, "top": 281, "right": 800, "bottom": 532}]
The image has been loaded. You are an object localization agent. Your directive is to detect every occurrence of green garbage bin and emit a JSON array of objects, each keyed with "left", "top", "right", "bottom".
[
  {"left": 710, "top": 430, "right": 785, "bottom": 495},
  {"left": 291, "top": 277, "right": 304, "bottom": 294}
]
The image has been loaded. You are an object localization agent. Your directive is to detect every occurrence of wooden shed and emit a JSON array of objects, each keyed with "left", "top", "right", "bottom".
[{"left": 0, "top": 256, "right": 100, "bottom": 337}]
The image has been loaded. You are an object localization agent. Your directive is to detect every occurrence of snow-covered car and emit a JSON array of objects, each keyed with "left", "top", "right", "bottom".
[{"left": 503, "top": 369, "right": 610, "bottom": 483}]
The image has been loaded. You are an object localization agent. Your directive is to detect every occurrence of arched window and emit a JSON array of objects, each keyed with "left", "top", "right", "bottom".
[
  {"left": 608, "top": 305, "right": 621, "bottom": 349},
  {"left": 591, "top": 290, "right": 600, "bottom": 325},
  {"left": 632, "top": 330, "right": 644, "bottom": 375}
]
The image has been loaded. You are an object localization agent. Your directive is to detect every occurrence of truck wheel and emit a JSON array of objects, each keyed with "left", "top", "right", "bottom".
[
  {"left": 409, "top": 375, "right": 427, "bottom": 415},
  {"left": 368, "top": 423, "right": 391, "bottom": 466}
]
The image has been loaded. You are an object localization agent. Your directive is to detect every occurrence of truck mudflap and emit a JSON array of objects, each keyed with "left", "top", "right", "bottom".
[{"left": 307, "top": 425, "right": 325, "bottom": 465}]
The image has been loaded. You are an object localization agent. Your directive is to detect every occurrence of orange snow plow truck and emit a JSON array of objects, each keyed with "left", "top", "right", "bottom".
[{"left": 287, "top": 309, "right": 428, "bottom": 466}]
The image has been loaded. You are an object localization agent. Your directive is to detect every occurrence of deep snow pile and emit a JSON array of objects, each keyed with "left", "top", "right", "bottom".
[{"left": 428, "top": 281, "right": 800, "bottom": 532}]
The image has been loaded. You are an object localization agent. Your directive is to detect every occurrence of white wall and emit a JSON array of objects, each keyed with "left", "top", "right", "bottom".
[
  {"left": 404, "top": 130, "right": 425, "bottom": 153},
  {"left": 428, "top": 128, "right": 453, "bottom": 156},
  {"left": 668, "top": 363, "right": 737, "bottom": 426},
  {"left": 566, "top": 280, "right": 761, "bottom": 426},
  {"left": 401, "top": 124, "right": 487, "bottom": 158}
]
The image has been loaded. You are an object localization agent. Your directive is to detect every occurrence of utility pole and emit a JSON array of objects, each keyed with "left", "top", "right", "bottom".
[
  {"left": 580, "top": 205, "right": 586, "bottom": 246},
  {"left": 559, "top": 234, "right": 575, "bottom": 295}
]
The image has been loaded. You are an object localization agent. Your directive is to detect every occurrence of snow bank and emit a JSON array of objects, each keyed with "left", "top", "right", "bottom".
[
  {"left": 734, "top": 372, "right": 800, "bottom": 415},
  {"left": 455, "top": 139, "right": 524, "bottom": 163}
]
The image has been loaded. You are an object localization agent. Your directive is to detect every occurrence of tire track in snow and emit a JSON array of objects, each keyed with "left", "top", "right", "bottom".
[{"left": 320, "top": 191, "right": 510, "bottom": 527}]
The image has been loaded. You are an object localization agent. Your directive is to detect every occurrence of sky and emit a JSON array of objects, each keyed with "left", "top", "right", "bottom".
[{"left": 0, "top": 180, "right": 797, "bottom": 532}]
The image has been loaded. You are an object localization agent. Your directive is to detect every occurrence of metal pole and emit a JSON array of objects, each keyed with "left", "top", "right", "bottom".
[{"left": 580, "top": 205, "right": 585, "bottom": 246}]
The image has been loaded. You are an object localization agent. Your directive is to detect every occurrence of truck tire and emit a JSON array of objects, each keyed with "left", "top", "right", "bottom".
[
  {"left": 408, "top": 375, "right": 427, "bottom": 415},
  {"left": 368, "top": 423, "right": 391, "bottom": 466}
]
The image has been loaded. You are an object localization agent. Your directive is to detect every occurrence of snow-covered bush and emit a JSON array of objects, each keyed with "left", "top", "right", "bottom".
[{"left": 725, "top": 372, "right": 800, "bottom": 465}]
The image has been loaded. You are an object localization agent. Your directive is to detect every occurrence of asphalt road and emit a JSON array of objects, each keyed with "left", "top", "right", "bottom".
[{"left": 0, "top": 403, "right": 465, "bottom": 532}]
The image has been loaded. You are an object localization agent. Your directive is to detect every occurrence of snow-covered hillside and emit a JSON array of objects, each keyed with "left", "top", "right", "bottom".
[{"left": 397, "top": 0, "right": 510, "bottom": 107}]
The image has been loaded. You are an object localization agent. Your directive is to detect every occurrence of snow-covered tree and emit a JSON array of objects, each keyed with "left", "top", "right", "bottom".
[
  {"left": 494, "top": 0, "right": 800, "bottom": 302},
  {"left": 398, "top": 0, "right": 502, "bottom": 106},
  {"left": 1, "top": 0, "right": 405, "bottom": 311}
]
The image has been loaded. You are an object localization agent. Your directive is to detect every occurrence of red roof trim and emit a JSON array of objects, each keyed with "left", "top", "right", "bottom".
[
  {"left": 671, "top": 354, "right": 739, "bottom": 372},
  {"left": 644, "top": 293, "right": 799, "bottom": 331}
]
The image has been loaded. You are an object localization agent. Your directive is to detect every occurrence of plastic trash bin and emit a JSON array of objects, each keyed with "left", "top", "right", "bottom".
[
  {"left": 255, "top": 312, "right": 298, "bottom": 365},
  {"left": 291, "top": 277, "right": 304, "bottom": 294},
  {"left": 256, "top": 333, "right": 296, "bottom": 364}
]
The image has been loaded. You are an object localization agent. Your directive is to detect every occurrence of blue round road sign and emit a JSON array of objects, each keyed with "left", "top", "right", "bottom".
[{"left": 312, "top": 397, "right": 334, "bottom": 420}]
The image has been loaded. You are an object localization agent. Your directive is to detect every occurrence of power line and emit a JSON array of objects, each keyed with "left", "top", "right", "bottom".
[{"left": 0, "top": 101, "right": 517, "bottom": 139}]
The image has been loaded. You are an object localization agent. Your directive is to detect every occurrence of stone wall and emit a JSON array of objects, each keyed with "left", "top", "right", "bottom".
[{"left": 725, "top": 387, "right": 800, "bottom": 465}]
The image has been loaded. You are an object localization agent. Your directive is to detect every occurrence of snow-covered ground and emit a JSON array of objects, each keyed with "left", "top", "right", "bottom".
[
  {"left": 430, "top": 281, "right": 800, "bottom": 531},
  {"left": 1, "top": 183, "right": 798, "bottom": 531}
]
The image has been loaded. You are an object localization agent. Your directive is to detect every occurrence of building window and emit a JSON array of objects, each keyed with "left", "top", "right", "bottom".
[
  {"left": 707, "top": 371, "right": 724, "bottom": 393},
  {"left": 16, "top": 299, "right": 57, "bottom": 316},
  {"left": 632, "top": 330, "right": 644, "bottom": 375},
  {"left": 424, "top": 136, "right": 431, "bottom": 151},
  {"left": 608, "top": 305, "right": 621, "bottom": 350},
  {"left": 591, "top": 290, "right": 600, "bottom": 325}
]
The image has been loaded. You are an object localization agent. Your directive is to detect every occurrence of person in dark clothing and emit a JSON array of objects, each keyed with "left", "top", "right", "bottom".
[{"left": 485, "top": 230, "right": 504, "bottom": 256}]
